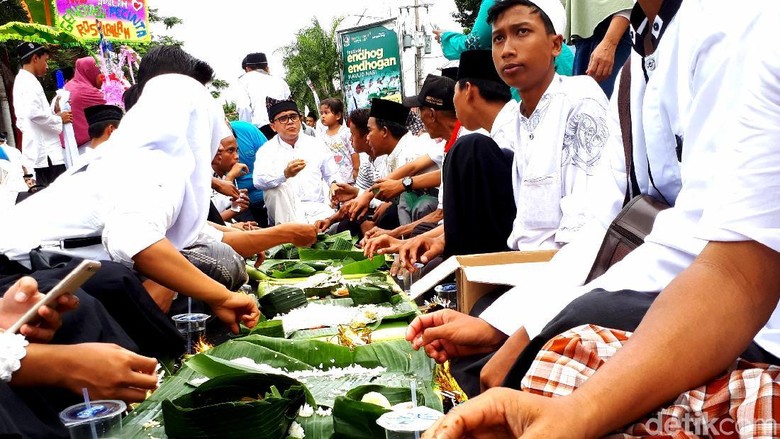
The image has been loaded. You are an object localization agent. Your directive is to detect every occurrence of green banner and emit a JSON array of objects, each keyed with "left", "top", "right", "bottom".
[{"left": 339, "top": 19, "right": 402, "bottom": 115}]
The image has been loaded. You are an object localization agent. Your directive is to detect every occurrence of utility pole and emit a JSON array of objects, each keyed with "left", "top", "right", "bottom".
[{"left": 414, "top": 0, "right": 423, "bottom": 93}]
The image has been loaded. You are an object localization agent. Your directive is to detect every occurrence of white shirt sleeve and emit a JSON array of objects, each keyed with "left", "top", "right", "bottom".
[
  {"left": 102, "top": 169, "right": 185, "bottom": 267},
  {"left": 253, "top": 142, "right": 287, "bottom": 190},
  {"left": 556, "top": 97, "right": 625, "bottom": 244},
  {"left": 698, "top": 20, "right": 780, "bottom": 252}
]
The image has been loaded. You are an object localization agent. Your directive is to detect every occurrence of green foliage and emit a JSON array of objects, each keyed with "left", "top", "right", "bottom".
[
  {"left": 278, "top": 16, "right": 344, "bottom": 113},
  {"left": 223, "top": 101, "right": 238, "bottom": 121},
  {"left": 452, "top": 0, "right": 482, "bottom": 30},
  {"left": 210, "top": 78, "right": 229, "bottom": 99}
]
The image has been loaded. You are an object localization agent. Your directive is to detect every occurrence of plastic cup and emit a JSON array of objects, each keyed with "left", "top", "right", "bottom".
[
  {"left": 59, "top": 400, "right": 125, "bottom": 438},
  {"left": 402, "top": 263, "right": 425, "bottom": 293},
  {"left": 172, "top": 313, "right": 209, "bottom": 354},
  {"left": 433, "top": 283, "right": 457, "bottom": 309},
  {"left": 377, "top": 406, "right": 443, "bottom": 438}
]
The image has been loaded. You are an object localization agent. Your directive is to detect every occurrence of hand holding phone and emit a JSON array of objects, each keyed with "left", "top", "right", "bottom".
[{"left": 5, "top": 260, "right": 101, "bottom": 335}]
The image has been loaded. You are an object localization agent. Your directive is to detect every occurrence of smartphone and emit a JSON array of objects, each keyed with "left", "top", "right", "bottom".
[{"left": 6, "top": 259, "right": 101, "bottom": 334}]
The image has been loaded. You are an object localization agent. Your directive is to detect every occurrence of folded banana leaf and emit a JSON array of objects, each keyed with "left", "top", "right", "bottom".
[
  {"left": 265, "top": 243, "right": 300, "bottom": 260},
  {"left": 259, "top": 286, "right": 308, "bottom": 318},
  {"left": 340, "top": 255, "right": 387, "bottom": 275},
  {"left": 162, "top": 373, "right": 310, "bottom": 439},
  {"left": 347, "top": 284, "right": 393, "bottom": 305},
  {"left": 333, "top": 384, "right": 427, "bottom": 439},
  {"left": 264, "top": 261, "right": 318, "bottom": 279}
]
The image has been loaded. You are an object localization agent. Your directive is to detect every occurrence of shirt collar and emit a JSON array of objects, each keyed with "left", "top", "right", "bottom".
[{"left": 629, "top": 0, "right": 683, "bottom": 72}]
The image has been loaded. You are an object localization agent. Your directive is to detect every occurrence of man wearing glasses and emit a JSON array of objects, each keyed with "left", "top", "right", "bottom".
[{"left": 252, "top": 98, "right": 344, "bottom": 225}]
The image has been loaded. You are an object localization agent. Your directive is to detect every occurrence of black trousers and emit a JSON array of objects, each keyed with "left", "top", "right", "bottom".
[
  {"left": 33, "top": 157, "right": 66, "bottom": 187},
  {"left": 442, "top": 134, "right": 515, "bottom": 257},
  {"left": 0, "top": 258, "right": 185, "bottom": 359},
  {"left": 502, "top": 289, "right": 780, "bottom": 389},
  {"left": 0, "top": 274, "right": 139, "bottom": 439}
]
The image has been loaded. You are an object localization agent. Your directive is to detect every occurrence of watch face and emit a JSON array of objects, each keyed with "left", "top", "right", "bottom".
[{"left": 403, "top": 177, "right": 413, "bottom": 189}]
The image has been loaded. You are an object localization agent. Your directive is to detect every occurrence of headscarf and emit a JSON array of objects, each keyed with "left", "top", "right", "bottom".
[
  {"left": 64, "top": 56, "right": 106, "bottom": 146},
  {"left": 231, "top": 120, "right": 267, "bottom": 204},
  {"left": 93, "top": 74, "right": 230, "bottom": 252}
]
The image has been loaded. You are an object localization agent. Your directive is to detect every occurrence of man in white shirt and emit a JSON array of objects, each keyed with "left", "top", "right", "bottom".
[
  {"left": 12, "top": 42, "right": 72, "bottom": 186},
  {"left": 422, "top": 1, "right": 780, "bottom": 437},
  {"left": 253, "top": 98, "right": 343, "bottom": 225},
  {"left": 347, "top": 98, "right": 437, "bottom": 231},
  {"left": 405, "top": 0, "right": 625, "bottom": 396},
  {"left": 236, "top": 52, "right": 291, "bottom": 139}
]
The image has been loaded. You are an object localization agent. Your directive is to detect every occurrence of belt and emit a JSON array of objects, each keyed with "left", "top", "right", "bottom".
[{"left": 40, "top": 236, "right": 103, "bottom": 250}]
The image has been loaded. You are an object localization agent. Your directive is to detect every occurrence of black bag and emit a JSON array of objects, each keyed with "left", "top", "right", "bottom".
[{"left": 585, "top": 62, "right": 670, "bottom": 284}]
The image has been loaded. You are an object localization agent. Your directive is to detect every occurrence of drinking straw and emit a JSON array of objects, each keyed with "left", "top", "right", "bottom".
[
  {"left": 410, "top": 380, "right": 420, "bottom": 439},
  {"left": 82, "top": 387, "right": 98, "bottom": 439}
]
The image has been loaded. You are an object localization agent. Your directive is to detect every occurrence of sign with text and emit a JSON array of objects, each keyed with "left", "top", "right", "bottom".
[
  {"left": 338, "top": 19, "right": 403, "bottom": 114},
  {"left": 55, "top": 0, "right": 150, "bottom": 42}
]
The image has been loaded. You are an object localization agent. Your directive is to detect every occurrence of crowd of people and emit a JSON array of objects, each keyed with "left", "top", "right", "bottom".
[{"left": 1, "top": 0, "right": 779, "bottom": 437}]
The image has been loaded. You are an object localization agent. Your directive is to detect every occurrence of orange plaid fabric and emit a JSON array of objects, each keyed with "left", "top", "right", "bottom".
[{"left": 520, "top": 324, "right": 780, "bottom": 438}]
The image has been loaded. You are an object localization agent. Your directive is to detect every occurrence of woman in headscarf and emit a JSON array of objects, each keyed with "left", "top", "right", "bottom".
[{"left": 64, "top": 56, "right": 106, "bottom": 151}]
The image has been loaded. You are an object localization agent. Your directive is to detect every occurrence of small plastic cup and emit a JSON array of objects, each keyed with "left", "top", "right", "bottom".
[
  {"left": 377, "top": 406, "right": 443, "bottom": 438},
  {"left": 434, "top": 283, "right": 457, "bottom": 309},
  {"left": 172, "top": 313, "right": 209, "bottom": 354},
  {"left": 59, "top": 400, "right": 126, "bottom": 438},
  {"left": 402, "top": 263, "right": 425, "bottom": 293}
]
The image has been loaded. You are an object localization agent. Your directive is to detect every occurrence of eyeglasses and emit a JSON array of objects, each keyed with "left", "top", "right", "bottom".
[{"left": 273, "top": 113, "right": 301, "bottom": 124}]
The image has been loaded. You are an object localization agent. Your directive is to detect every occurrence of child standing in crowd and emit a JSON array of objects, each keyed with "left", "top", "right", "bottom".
[{"left": 319, "top": 98, "right": 359, "bottom": 183}]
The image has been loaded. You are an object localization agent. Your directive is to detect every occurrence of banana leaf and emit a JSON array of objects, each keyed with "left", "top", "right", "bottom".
[
  {"left": 259, "top": 286, "right": 308, "bottom": 319},
  {"left": 246, "top": 265, "right": 269, "bottom": 281},
  {"left": 347, "top": 282, "right": 395, "bottom": 305},
  {"left": 298, "top": 248, "right": 368, "bottom": 261},
  {"left": 123, "top": 338, "right": 440, "bottom": 437},
  {"left": 239, "top": 319, "right": 285, "bottom": 338},
  {"left": 340, "top": 255, "right": 387, "bottom": 275},
  {"left": 333, "top": 384, "right": 427, "bottom": 439},
  {"left": 264, "top": 261, "right": 317, "bottom": 279},
  {"left": 265, "top": 243, "right": 300, "bottom": 260},
  {"left": 162, "top": 373, "right": 309, "bottom": 439}
]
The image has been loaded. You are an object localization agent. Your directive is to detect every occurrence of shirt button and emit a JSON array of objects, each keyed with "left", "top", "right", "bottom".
[
  {"left": 529, "top": 133, "right": 534, "bottom": 140},
  {"left": 653, "top": 22, "right": 660, "bottom": 31}
]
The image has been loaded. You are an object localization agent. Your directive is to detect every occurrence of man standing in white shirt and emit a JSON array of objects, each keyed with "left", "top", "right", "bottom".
[
  {"left": 253, "top": 98, "right": 342, "bottom": 225},
  {"left": 12, "top": 42, "right": 72, "bottom": 187},
  {"left": 236, "top": 52, "right": 291, "bottom": 140}
]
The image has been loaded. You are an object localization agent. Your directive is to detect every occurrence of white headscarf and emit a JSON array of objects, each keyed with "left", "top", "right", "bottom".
[{"left": 92, "top": 74, "right": 230, "bottom": 250}]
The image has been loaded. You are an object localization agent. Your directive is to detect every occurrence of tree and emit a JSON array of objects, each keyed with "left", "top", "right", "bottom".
[
  {"left": 278, "top": 17, "right": 344, "bottom": 114},
  {"left": 452, "top": 0, "right": 482, "bottom": 32}
]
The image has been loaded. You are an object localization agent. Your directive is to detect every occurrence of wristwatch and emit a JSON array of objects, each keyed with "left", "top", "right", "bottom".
[{"left": 402, "top": 176, "right": 414, "bottom": 191}]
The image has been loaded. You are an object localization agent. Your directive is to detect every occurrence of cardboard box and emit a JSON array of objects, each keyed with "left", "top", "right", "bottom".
[{"left": 410, "top": 250, "right": 557, "bottom": 314}]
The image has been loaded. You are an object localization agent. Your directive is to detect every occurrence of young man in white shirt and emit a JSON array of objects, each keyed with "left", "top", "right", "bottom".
[
  {"left": 422, "top": 1, "right": 780, "bottom": 437},
  {"left": 12, "top": 42, "right": 73, "bottom": 187},
  {"left": 236, "top": 52, "right": 291, "bottom": 139},
  {"left": 347, "top": 98, "right": 438, "bottom": 231},
  {"left": 253, "top": 98, "right": 343, "bottom": 225},
  {"left": 404, "top": 0, "right": 625, "bottom": 396}
]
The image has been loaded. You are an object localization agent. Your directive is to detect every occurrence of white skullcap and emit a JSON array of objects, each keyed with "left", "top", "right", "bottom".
[{"left": 528, "top": 0, "right": 567, "bottom": 36}]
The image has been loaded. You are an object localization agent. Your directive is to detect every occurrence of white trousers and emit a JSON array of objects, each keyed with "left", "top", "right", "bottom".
[{"left": 264, "top": 181, "right": 334, "bottom": 225}]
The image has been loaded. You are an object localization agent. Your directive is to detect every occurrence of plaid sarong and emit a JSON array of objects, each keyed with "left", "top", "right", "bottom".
[{"left": 520, "top": 324, "right": 780, "bottom": 438}]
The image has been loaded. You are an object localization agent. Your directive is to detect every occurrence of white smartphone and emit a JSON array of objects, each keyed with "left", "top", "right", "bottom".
[{"left": 5, "top": 259, "right": 101, "bottom": 335}]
